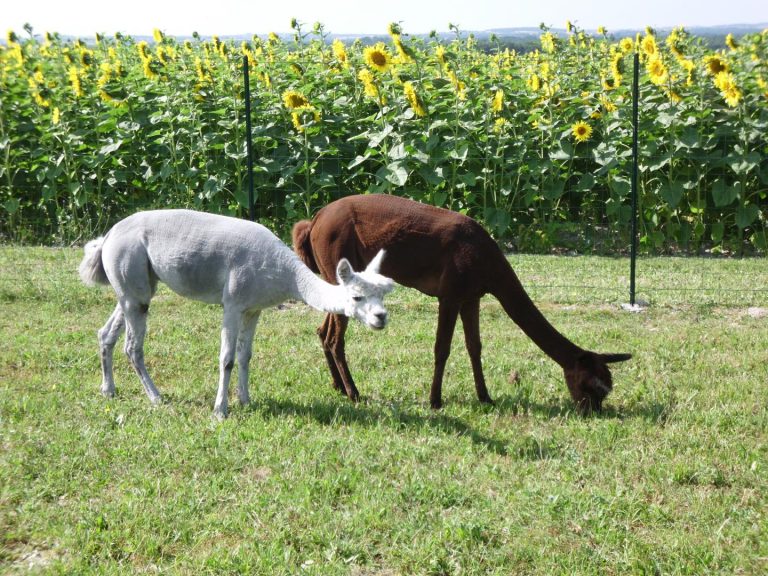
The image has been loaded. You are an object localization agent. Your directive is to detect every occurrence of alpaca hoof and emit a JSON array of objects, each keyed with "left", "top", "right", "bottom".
[
  {"left": 479, "top": 396, "right": 495, "bottom": 406},
  {"left": 430, "top": 399, "right": 443, "bottom": 410},
  {"left": 342, "top": 385, "right": 360, "bottom": 402},
  {"left": 213, "top": 408, "right": 228, "bottom": 421},
  {"left": 101, "top": 387, "right": 115, "bottom": 399}
]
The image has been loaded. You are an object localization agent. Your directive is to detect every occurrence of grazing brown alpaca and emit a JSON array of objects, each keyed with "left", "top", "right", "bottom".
[{"left": 292, "top": 194, "right": 631, "bottom": 413}]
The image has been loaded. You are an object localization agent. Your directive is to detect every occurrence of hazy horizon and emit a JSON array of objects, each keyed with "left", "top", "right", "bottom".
[{"left": 3, "top": 0, "right": 766, "bottom": 38}]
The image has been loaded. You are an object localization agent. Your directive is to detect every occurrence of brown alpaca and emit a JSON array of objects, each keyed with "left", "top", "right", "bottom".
[{"left": 292, "top": 194, "right": 631, "bottom": 413}]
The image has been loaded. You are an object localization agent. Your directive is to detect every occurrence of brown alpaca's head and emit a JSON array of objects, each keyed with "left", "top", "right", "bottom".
[{"left": 564, "top": 351, "right": 632, "bottom": 414}]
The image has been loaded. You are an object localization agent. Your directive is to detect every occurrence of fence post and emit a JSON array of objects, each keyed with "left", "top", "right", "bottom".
[
  {"left": 243, "top": 55, "right": 255, "bottom": 221},
  {"left": 629, "top": 51, "right": 640, "bottom": 306}
]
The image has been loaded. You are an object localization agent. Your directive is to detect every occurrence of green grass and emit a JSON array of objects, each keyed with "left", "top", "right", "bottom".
[{"left": 1, "top": 247, "right": 767, "bottom": 575}]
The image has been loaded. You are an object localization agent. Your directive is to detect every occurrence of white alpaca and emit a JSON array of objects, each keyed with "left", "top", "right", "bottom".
[{"left": 78, "top": 209, "right": 394, "bottom": 419}]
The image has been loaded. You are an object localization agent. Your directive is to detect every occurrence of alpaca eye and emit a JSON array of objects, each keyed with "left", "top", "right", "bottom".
[{"left": 352, "top": 296, "right": 363, "bottom": 302}]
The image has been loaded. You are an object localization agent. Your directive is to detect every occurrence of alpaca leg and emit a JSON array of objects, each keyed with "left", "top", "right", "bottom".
[
  {"left": 325, "top": 314, "right": 360, "bottom": 401},
  {"left": 97, "top": 304, "right": 125, "bottom": 398},
  {"left": 317, "top": 314, "right": 346, "bottom": 394},
  {"left": 313, "top": 239, "right": 363, "bottom": 400},
  {"left": 122, "top": 299, "right": 162, "bottom": 405},
  {"left": 460, "top": 299, "right": 493, "bottom": 405},
  {"left": 431, "top": 300, "right": 460, "bottom": 409},
  {"left": 235, "top": 310, "right": 260, "bottom": 407},
  {"left": 214, "top": 308, "right": 241, "bottom": 420}
]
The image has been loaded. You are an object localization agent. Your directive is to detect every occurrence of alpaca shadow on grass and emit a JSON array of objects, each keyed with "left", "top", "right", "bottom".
[
  {"left": 247, "top": 395, "right": 653, "bottom": 461},
  {"left": 247, "top": 392, "right": 669, "bottom": 457},
  {"left": 493, "top": 394, "right": 674, "bottom": 425},
  {"left": 249, "top": 396, "right": 511, "bottom": 456}
]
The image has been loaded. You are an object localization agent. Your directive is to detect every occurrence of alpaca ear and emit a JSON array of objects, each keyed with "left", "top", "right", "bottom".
[
  {"left": 365, "top": 249, "right": 386, "bottom": 275},
  {"left": 336, "top": 258, "right": 354, "bottom": 284}
]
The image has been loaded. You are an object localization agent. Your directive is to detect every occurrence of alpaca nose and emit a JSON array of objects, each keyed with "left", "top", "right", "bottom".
[{"left": 375, "top": 311, "right": 388, "bottom": 324}]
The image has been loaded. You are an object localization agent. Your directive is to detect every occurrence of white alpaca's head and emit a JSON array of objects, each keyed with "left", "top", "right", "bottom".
[{"left": 336, "top": 249, "right": 394, "bottom": 330}]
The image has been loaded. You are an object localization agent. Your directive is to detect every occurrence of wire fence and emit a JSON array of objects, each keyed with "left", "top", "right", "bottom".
[
  {"left": 506, "top": 253, "right": 768, "bottom": 308},
  {"left": 1, "top": 30, "right": 767, "bottom": 307}
]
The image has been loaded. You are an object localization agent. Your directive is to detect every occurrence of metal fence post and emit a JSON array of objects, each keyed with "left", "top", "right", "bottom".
[
  {"left": 243, "top": 55, "right": 255, "bottom": 221},
  {"left": 630, "top": 51, "right": 640, "bottom": 306}
]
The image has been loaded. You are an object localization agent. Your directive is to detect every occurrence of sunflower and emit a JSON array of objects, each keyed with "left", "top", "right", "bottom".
[
  {"left": 493, "top": 117, "right": 508, "bottom": 133},
  {"left": 156, "top": 45, "right": 176, "bottom": 65},
  {"left": 403, "top": 81, "right": 427, "bottom": 117},
  {"left": 241, "top": 42, "right": 255, "bottom": 67},
  {"left": 601, "top": 75, "right": 618, "bottom": 91},
  {"left": 282, "top": 90, "right": 309, "bottom": 110},
  {"left": 599, "top": 95, "right": 617, "bottom": 113},
  {"left": 704, "top": 55, "right": 728, "bottom": 76},
  {"left": 528, "top": 73, "right": 541, "bottom": 92},
  {"left": 540, "top": 32, "right": 556, "bottom": 53},
  {"left": 142, "top": 58, "right": 160, "bottom": 81},
  {"left": 388, "top": 22, "right": 402, "bottom": 36},
  {"left": 492, "top": 89, "right": 504, "bottom": 113},
  {"left": 640, "top": 34, "right": 658, "bottom": 58},
  {"left": 392, "top": 33, "right": 415, "bottom": 63},
  {"left": 195, "top": 58, "right": 213, "bottom": 85},
  {"left": 80, "top": 49, "right": 94, "bottom": 68},
  {"left": 680, "top": 58, "right": 696, "bottom": 86},
  {"left": 435, "top": 45, "right": 447, "bottom": 67},
  {"left": 715, "top": 71, "right": 742, "bottom": 107},
  {"left": 358, "top": 69, "right": 384, "bottom": 103},
  {"left": 539, "top": 62, "right": 551, "bottom": 81},
  {"left": 611, "top": 52, "right": 625, "bottom": 84},
  {"left": 332, "top": 39, "right": 348, "bottom": 67},
  {"left": 447, "top": 69, "right": 466, "bottom": 99},
  {"left": 665, "top": 27, "right": 687, "bottom": 60},
  {"left": 666, "top": 89, "right": 683, "bottom": 103},
  {"left": 68, "top": 65, "right": 83, "bottom": 98},
  {"left": 647, "top": 56, "right": 668, "bottom": 86},
  {"left": 28, "top": 74, "right": 51, "bottom": 108},
  {"left": 137, "top": 41, "right": 152, "bottom": 62},
  {"left": 290, "top": 105, "right": 321, "bottom": 132},
  {"left": 725, "top": 33, "right": 739, "bottom": 51},
  {"left": 619, "top": 37, "right": 635, "bottom": 54},
  {"left": 571, "top": 121, "right": 593, "bottom": 143},
  {"left": 757, "top": 77, "right": 768, "bottom": 99},
  {"left": 6, "top": 42, "right": 23, "bottom": 67},
  {"left": 364, "top": 43, "right": 392, "bottom": 73},
  {"left": 216, "top": 40, "right": 228, "bottom": 60}
]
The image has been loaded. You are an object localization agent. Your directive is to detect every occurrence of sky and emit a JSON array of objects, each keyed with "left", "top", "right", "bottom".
[{"left": 3, "top": 0, "right": 767, "bottom": 38}]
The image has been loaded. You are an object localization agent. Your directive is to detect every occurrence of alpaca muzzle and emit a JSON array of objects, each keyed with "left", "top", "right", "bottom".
[{"left": 368, "top": 310, "right": 388, "bottom": 330}]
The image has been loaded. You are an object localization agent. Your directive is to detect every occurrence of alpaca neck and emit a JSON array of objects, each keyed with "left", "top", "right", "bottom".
[
  {"left": 292, "top": 262, "right": 347, "bottom": 315},
  {"left": 490, "top": 258, "right": 583, "bottom": 368}
]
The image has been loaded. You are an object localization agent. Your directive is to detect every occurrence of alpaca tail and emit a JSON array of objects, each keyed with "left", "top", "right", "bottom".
[
  {"left": 78, "top": 237, "right": 110, "bottom": 287},
  {"left": 291, "top": 219, "right": 319, "bottom": 273}
]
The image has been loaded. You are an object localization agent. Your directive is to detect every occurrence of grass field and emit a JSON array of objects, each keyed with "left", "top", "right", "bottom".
[{"left": 1, "top": 246, "right": 766, "bottom": 574}]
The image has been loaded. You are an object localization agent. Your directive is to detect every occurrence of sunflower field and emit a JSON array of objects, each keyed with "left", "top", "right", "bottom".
[{"left": 1, "top": 21, "right": 767, "bottom": 252}]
